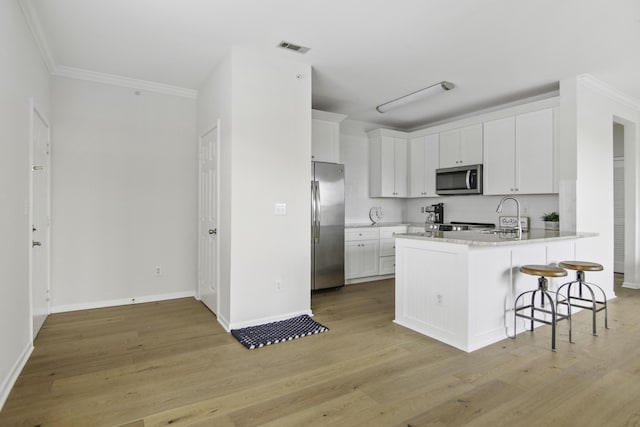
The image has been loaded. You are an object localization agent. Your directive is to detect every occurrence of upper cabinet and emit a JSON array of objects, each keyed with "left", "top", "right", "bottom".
[
  {"left": 311, "top": 109, "right": 347, "bottom": 163},
  {"left": 483, "top": 108, "right": 554, "bottom": 195},
  {"left": 409, "top": 133, "right": 439, "bottom": 197},
  {"left": 439, "top": 123, "right": 483, "bottom": 168},
  {"left": 368, "top": 129, "right": 408, "bottom": 197},
  {"left": 367, "top": 99, "right": 558, "bottom": 199}
]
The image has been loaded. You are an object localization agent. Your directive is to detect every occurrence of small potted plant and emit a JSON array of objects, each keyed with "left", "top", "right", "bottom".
[{"left": 541, "top": 212, "right": 559, "bottom": 231}]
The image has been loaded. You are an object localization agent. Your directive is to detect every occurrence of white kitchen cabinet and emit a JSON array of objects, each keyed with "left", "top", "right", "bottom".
[
  {"left": 516, "top": 108, "right": 554, "bottom": 194},
  {"left": 345, "top": 241, "right": 379, "bottom": 279},
  {"left": 345, "top": 226, "right": 407, "bottom": 282},
  {"left": 483, "top": 116, "right": 516, "bottom": 194},
  {"left": 483, "top": 108, "right": 554, "bottom": 195},
  {"left": 369, "top": 129, "right": 408, "bottom": 197},
  {"left": 378, "top": 226, "right": 406, "bottom": 275},
  {"left": 409, "top": 133, "right": 439, "bottom": 197},
  {"left": 311, "top": 109, "right": 347, "bottom": 163},
  {"left": 439, "top": 124, "right": 483, "bottom": 168},
  {"left": 345, "top": 228, "right": 379, "bottom": 279}
]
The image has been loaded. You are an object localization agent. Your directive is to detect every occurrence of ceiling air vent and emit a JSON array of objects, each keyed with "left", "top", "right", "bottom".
[{"left": 277, "top": 40, "right": 310, "bottom": 54}]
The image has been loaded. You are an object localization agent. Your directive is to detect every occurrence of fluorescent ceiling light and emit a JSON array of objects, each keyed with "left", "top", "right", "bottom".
[{"left": 376, "top": 81, "right": 455, "bottom": 113}]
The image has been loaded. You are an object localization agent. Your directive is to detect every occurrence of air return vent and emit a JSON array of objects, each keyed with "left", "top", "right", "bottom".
[{"left": 277, "top": 40, "right": 310, "bottom": 54}]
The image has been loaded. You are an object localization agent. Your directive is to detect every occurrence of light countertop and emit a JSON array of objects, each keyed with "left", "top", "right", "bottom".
[
  {"left": 346, "top": 222, "right": 421, "bottom": 228},
  {"left": 396, "top": 229, "right": 597, "bottom": 247}
]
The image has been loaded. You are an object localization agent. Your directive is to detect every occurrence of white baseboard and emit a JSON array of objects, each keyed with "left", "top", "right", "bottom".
[
  {"left": 0, "top": 342, "right": 33, "bottom": 411},
  {"left": 228, "top": 309, "right": 313, "bottom": 330},
  {"left": 622, "top": 281, "right": 640, "bottom": 290},
  {"left": 345, "top": 274, "right": 394, "bottom": 285},
  {"left": 50, "top": 290, "right": 196, "bottom": 313},
  {"left": 217, "top": 314, "right": 231, "bottom": 332}
]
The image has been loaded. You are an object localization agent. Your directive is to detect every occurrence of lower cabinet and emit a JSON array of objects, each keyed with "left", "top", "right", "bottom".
[
  {"left": 378, "top": 226, "right": 406, "bottom": 275},
  {"left": 345, "top": 240, "right": 379, "bottom": 279},
  {"left": 345, "top": 225, "right": 407, "bottom": 282}
]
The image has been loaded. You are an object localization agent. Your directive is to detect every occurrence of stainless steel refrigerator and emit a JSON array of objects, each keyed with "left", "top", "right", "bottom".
[{"left": 311, "top": 162, "right": 345, "bottom": 290}]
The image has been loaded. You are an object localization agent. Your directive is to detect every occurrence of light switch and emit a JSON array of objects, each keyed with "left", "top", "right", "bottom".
[{"left": 274, "top": 203, "right": 287, "bottom": 216}]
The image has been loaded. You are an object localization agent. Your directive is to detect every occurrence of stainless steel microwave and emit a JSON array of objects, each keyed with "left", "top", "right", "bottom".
[{"left": 435, "top": 164, "right": 483, "bottom": 195}]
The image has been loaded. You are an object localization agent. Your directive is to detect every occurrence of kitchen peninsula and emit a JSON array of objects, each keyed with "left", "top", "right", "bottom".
[{"left": 394, "top": 229, "right": 597, "bottom": 352}]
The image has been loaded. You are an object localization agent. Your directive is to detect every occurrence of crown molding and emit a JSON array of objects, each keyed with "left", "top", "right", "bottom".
[
  {"left": 578, "top": 74, "right": 640, "bottom": 111},
  {"left": 19, "top": 0, "right": 197, "bottom": 99},
  {"left": 53, "top": 66, "right": 198, "bottom": 99},
  {"left": 19, "top": 0, "right": 56, "bottom": 73}
]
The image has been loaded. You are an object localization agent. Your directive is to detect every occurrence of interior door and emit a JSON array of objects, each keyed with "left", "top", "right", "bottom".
[
  {"left": 30, "top": 105, "right": 51, "bottom": 339},
  {"left": 198, "top": 126, "right": 219, "bottom": 314}
]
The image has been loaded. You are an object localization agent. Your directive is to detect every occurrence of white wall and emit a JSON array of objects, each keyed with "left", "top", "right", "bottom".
[
  {"left": 50, "top": 77, "right": 197, "bottom": 310},
  {"left": 341, "top": 120, "right": 405, "bottom": 224},
  {"left": 198, "top": 47, "right": 313, "bottom": 329},
  {"left": 228, "top": 48, "right": 312, "bottom": 327},
  {"left": 559, "top": 75, "right": 640, "bottom": 294},
  {"left": 0, "top": 0, "right": 50, "bottom": 409}
]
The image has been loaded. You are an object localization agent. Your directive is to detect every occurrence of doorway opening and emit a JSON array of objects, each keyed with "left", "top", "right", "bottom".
[
  {"left": 613, "top": 122, "right": 624, "bottom": 273},
  {"left": 615, "top": 118, "right": 640, "bottom": 289}
]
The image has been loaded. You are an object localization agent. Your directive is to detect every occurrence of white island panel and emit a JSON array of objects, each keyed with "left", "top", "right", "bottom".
[
  {"left": 395, "top": 241, "right": 469, "bottom": 350},
  {"left": 394, "top": 231, "right": 591, "bottom": 352},
  {"left": 467, "top": 247, "right": 514, "bottom": 351}
]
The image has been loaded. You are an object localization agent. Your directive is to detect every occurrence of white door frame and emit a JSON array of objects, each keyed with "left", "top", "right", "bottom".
[
  {"left": 197, "top": 121, "right": 221, "bottom": 315},
  {"left": 29, "top": 98, "right": 51, "bottom": 341},
  {"left": 618, "top": 118, "right": 640, "bottom": 289},
  {"left": 613, "top": 157, "right": 624, "bottom": 273}
]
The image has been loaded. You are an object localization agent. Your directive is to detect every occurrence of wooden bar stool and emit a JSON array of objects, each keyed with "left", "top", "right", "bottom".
[
  {"left": 557, "top": 261, "right": 608, "bottom": 336},
  {"left": 514, "top": 265, "right": 570, "bottom": 351}
]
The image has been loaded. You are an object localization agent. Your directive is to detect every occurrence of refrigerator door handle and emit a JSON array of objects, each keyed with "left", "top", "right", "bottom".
[
  {"left": 315, "top": 181, "right": 321, "bottom": 243},
  {"left": 311, "top": 180, "right": 317, "bottom": 242}
]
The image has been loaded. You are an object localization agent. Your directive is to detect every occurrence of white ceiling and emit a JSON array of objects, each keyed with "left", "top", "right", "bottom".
[{"left": 27, "top": 0, "right": 640, "bottom": 130}]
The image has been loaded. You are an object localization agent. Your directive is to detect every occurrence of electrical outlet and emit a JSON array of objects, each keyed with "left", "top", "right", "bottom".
[
  {"left": 436, "top": 294, "right": 443, "bottom": 305},
  {"left": 274, "top": 203, "right": 287, "bottom": 216},
  {"left": 155, "top": 265, "right": 162, "bottom": 276},
  {"left": 275, "top": 280, "right": 282, "bottom": 292}
]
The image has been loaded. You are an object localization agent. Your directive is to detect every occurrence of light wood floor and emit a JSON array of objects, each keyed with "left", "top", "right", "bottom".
[{"left": 1, "top": 274, "right": 639, "bottom": 427}]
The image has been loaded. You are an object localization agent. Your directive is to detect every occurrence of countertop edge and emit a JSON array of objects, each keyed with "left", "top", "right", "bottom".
[
  {"left": 395, "top": 230, "right": 598, "bottom": 246},
  {"left": 346, "top": 222, "right": 420, "bottom": 228}
]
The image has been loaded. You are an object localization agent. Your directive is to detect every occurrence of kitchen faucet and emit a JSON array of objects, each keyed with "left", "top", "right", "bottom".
[{"left": 496, "top": 196, "right": 522, "bottom": 238}]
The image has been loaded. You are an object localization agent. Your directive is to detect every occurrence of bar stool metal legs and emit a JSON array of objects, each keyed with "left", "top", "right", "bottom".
[
  {"left": 557, "top": 261, "right": 608, "bottom": 336},
  {"left": 514, "top": 265, "right": 570, "bottom": 351}
]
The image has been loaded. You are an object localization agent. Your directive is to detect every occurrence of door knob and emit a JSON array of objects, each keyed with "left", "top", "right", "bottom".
[
  {"left": 208, "top": 229, "right": 217, "bottom": 235},
  {"left": 32, "top": 241, "right": 41, "bottom": 247}
]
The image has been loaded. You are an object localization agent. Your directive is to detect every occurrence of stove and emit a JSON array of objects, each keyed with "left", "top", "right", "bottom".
[{"left": 425, "top": 221, "right": 496, "bottom": 232}]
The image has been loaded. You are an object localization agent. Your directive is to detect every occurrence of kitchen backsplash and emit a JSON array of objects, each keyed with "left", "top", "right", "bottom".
[{"left": 405, "top": 194, "right": 559, "bottom": 229}]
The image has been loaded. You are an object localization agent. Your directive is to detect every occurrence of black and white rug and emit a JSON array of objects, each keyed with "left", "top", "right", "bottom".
[{"left": 231, "top": 314, "right": 329, "bottom": 350}]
